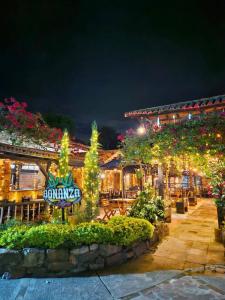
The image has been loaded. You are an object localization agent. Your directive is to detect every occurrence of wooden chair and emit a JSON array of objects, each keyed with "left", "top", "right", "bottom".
[
  {"left": 101, "top": 199, "right": 116, "bottom": 220},
  {"left": 117, "top": 200, "right": 133, "bottom": 216}
]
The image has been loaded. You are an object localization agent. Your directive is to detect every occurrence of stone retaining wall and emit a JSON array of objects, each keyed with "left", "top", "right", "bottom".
[{"left": 0, "top": 222, "right": 169, "bottom": 278}]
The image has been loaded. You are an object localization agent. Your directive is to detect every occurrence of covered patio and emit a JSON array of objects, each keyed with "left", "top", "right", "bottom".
[{"left": 124, "top": 94, "right": 225, "bottom": 220}]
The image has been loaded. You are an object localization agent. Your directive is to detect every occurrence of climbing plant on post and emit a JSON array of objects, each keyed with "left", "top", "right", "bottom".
[
  {"left": 58, "top": 130, "right": 70, "bottom": 222},
  {"left": 83, "top": 121, "right": 100, "bottom": 221}
]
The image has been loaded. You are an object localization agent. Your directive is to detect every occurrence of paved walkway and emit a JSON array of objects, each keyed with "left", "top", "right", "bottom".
[
  {"left": 1, "top": 271, "right": 225, "bottom": 299},
  {"left": 1, "top": 198, "right": 224, "bottom": 300},
  {"left": 105, "top": 198, "right": 224, "bottom": 274}
]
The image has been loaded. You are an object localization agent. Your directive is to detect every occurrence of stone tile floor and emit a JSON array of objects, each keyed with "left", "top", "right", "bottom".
[
  {"left": 1, "top": 271, "right": 224, "bottom": 299},
  {"left": 0, "top": 198, "right": 224, "bottom": 299},
  {"left": 103, "top": 198, "right": 224, "bottom": 274}
]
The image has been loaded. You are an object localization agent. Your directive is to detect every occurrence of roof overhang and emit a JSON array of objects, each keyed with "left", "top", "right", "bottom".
[{"left": 124, "top": 94, "right": 225, "bottom": 120}]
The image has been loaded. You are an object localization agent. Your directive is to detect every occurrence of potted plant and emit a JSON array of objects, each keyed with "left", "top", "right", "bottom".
[
  {"left": 221, "top": 222, "right": 225, "bottom": 246},
  {"left": 129, "top": 185, "right": 165, "bottom": 223},
  {"left": 187, "top": 189, "right": 197, "bottom": 206},
  {"left": 210, "top": 161, "right": 225, "bottom": 228},
  {"left": 176, "top": 199, "right": 188, "bottom": 214}
]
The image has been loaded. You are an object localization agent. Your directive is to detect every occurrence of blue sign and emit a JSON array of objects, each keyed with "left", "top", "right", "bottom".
[{"left": 44, "top": 172, "right": 81, "bottom": 208}]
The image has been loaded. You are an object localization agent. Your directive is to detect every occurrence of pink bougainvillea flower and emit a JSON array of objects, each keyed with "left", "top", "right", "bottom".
[
  {"left": 21, "top": 102, "right": 28, "bottom": 108},
  {"left": 9, "top": 97, "right": 16, "bottom": 103},
  {"left": 117, "top": 134, "right": 125, "bottom": 142},
  {"left": 1, "top": 97, "right": 64, "bottom": 147},
  {"left": 126, "top": 128, "right": 134, "bottom": 135},
  {"left": 27, "top": 123, "right": 35, "bottom": 129},
  {"left": 153, "top": 124, "right": 161, "bottom": 132}
]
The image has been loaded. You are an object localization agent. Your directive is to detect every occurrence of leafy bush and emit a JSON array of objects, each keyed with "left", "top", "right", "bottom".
[
  {"left": 23, "top": 224, "right": 73, "bottom": 249},
  {"left": 129, "top": 186, "right": 165, "bottom": 223},
  {"left": 0, "top": 218, "right": 23, "bottom": 231},
  {"left": 70, "top": 223, "right": 113, "bottom": 246},
  {"left": 0, "top": 225, "right": 30, "bottom": 249},
  {"left": 0, "top": 216, "right": 154, "bottom": 249},
  {"left": 108, "top": 216, "right": 154, "bottom": 246}
]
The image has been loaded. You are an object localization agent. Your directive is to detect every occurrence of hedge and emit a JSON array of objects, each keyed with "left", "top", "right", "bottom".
[{"left": 0, "top": 216, "right": 154, "bottom": 250}]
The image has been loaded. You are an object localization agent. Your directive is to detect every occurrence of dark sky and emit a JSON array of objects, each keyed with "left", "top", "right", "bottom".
[{"left": 1, "top": 0, "right": 225, "bottom": 138}]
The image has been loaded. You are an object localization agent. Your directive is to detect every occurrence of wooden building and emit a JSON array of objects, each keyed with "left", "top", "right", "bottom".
[
  {"left": 124, "top": 94, "right": 225, "bottom": 201},
  {"left": 0, "top": 137, "right": 88, "bottom": 202},
  {"left": 0, "top": 138, "right": 130, "bottom": 203},
  {"left": 125, "top": 94, "right": 225, "bottom": 125}
]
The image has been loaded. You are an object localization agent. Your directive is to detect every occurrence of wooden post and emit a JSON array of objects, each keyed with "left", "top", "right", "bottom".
[
  {"left": 27, "top": 203, "right": 30, "bottom": 222},
  {"left": 158, "top": 164, "right": 164, "bottom": 198},
  {"left": 62, "top": 208, "right": 65, "bottom": 223},
  {"left": 15, "top": 163, "right": 22, "bottom": 190},
  {"left": 121, "top": 167, "right": 125, "bottom": 199},
  {"left": 0, "top": 207, "right": 3, "bottom": 224},
  {"left": 32, "top": 203, "right": 35, "bottom": 221},
  {"left": 7, "top": 206, "right": 11, "bottom": 221},
  {"left": 139, "top": 164, "right": 143, "bottom": 191}
]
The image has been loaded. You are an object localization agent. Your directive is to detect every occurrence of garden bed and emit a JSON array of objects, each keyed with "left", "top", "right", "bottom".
[{"left": 0, "top": 219, "right": 168, "bottom": 278}]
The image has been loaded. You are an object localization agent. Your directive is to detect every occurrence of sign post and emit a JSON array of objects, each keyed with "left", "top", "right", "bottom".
[{"left": 44, "top": 172, "right": 82, "bottom": 222}]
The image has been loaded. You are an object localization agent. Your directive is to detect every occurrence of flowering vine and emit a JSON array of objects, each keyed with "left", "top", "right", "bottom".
[{"left": 0, "top": 98, "right": 62, "bottom": 147}]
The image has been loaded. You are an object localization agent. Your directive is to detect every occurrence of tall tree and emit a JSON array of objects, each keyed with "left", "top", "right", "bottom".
[
  {"left": 83, "top": 121, "right": 100, "bottom": 220},
  {"left": 58, "top": 130, "right": 69, "bottom": 177}
]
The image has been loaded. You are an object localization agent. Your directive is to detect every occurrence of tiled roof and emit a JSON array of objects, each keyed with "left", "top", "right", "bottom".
[{"left": 125, "top": 94, "right": 225, "bottom": 118}]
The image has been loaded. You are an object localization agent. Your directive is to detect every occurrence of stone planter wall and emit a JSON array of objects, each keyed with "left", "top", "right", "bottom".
[{"left": 0, "top": 222, "right": 169, "bottom": 278}]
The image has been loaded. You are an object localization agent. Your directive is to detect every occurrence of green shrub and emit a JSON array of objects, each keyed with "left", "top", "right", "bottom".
[
  {"left": 70, "top": 223, "right": 113, "bottom": 246},
  {"left": 23, "top": 224, "right": 73, "bottom": 249},
  {"left": 0, "top": 225, "right": 30, "bottom": 249},
  {"left": 0, "top": 216, "right": 154, "bottom": 249},
  {"left": 108, "top": 216, "right": 154, "bottom": 246},
  {"left": 129, "top": 186, "right": 165, "bottom": 223},
  {"left": 0, "top": 218, "right": 24, "bottom": 232}
]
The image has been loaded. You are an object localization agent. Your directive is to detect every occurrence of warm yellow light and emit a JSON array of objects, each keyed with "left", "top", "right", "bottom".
[
  {"left": 216, "top": 133, "right": 221, "bottom": 138},
  {"left": 137, "top": 125, "right": 146, "bottom": 135},
  {"left": 100, "top": 173, "right": 105, "bottom": 179}
]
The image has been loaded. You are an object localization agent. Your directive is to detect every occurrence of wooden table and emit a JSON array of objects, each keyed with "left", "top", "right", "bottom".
[
  {"left": 100, "top": 192, "right": 110, "bottom": 199},
  {"left": 125, "top": 191, "right": 138, "bottom": 199},
  {"left": 109, "top": 198, "right": 136, "bottom": 215}
]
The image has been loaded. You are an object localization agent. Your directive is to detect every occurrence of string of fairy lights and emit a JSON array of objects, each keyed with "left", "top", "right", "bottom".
[
  {"left": 58, "top": 130, "right": 69, "bottom": 178},
  {"left": 83, "top": 121, "right": 100, "bottom": 204}
]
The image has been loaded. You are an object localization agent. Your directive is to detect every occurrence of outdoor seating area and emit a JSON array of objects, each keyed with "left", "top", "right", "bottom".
[
  {"left": 1, "top": 4, "right": 225, "bottom": 297},
  {"left": 169, "top": 189, "right": 199, "bottom": 213},
  {"left": 100, "top": 197, "right": 137, "bottom": 220}
]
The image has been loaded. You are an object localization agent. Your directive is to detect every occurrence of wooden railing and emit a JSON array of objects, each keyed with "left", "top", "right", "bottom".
[{"left": 0, "top": 200, "right": 48, "bottom": 224}]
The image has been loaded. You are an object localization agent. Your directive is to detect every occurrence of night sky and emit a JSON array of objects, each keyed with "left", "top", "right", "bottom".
[{"left": 1, "top": 1, "right": 225, "bottom": 138}]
